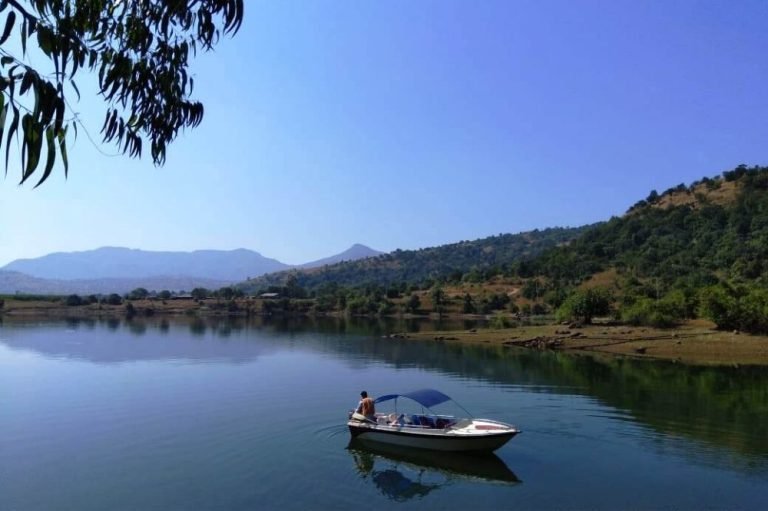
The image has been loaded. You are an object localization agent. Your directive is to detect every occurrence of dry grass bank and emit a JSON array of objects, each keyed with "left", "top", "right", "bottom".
[{"left": 403, "top": 321, "right": 768, "bottom": 366}]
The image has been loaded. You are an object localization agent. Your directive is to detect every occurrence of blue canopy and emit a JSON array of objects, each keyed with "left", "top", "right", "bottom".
[{"left": 374, "top": 389, "right": 453, "bottom": 409}]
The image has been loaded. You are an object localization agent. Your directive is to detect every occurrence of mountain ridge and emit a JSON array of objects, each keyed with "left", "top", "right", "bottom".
[{"left": 0, "top": 244, "right": 382, "bottom": 294}]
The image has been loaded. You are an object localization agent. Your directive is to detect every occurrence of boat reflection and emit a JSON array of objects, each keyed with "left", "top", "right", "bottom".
[{"left": 348, "top": 439, "right": 520, "bottom": 501}]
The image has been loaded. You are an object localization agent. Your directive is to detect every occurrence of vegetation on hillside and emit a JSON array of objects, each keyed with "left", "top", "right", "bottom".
[
  {"left": 243, "top": 226, "right": 593, "bottom": 293},
  {"left": 241, "top": 165, "right": 768, "bottom": 335},
  {"left": 5, "top": 165, "right": 767, "bottom": 337},
  {"left": 529, "top": 165, "right": 768, "bottom": 332}
]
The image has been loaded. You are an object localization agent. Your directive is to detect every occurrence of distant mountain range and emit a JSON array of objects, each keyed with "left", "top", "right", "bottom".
[
  {"left": 0, "top": 244, "right": 382, "bottom": 295},
  {"left": 0, "top": 271, "right": 233, "bottom": 296},
  {"left": 3, "top": 247, "right": 290, "bottom": 281}
]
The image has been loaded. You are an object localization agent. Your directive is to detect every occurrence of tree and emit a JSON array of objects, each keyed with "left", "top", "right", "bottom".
[
  {"left": 219, "top": 286, "right": 235, "bottom": 300},
  {"left": 104, "top": 293, "right": 122, "bottom": 305},
  {"left": 0, "top": 1, "right": 243, "bottom": 186},
  {"left": 557, "top": 287, "right": 612, "bottom": 324},
  {"left": 65, "top": 294, "right": 82, "bottom": 306},
  {"left": 430, "top": 285, "right": 446, "bottom": 315},
  {"left": 191, "top": 287, "right": 209, "bottom": 300},
  {"left": 128, "top": 287, "right": 149, "bottom": 300},
  {"left": 405, "top": 293, "right": 421, "bottom": 314},
  {"left": 462, "top": 293, "right": 476, "bottom": 314}
]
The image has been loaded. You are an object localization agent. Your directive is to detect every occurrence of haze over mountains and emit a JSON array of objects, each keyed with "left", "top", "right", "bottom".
[{"left": 0, "top": 245, "right": 382, "bottom": 294}]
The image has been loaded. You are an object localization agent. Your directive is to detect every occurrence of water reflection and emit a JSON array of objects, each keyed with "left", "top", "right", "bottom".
[
  {"left": 348, "top": 440, "right": 520, "bottom": 501},
  {"left": 2, "top": 316, "right": 767, "bottom": 469}
]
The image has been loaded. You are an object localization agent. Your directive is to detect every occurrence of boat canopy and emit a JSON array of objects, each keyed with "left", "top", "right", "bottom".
[{"left": 375, "top": 389, "right": 453, "bottom": 409}]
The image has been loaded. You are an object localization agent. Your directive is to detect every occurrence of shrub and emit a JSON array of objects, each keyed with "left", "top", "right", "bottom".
[
  {"left": 489, "top": 313, "right": 512, "bottom": 329},
  {"left": 700, "top": 284, "right": 768, "bottom": 334},
  {"left": 620, "top": 297, "right": 680, "bottom": 328},
  {"left": 105, "top": 293, "right": 123, "bottom": 306},
  {"left": 405, "top": 294, "right": 421, "bottom": 314},
  {"left": 65, "top": 294, "right": 83, "bottom": 306}
]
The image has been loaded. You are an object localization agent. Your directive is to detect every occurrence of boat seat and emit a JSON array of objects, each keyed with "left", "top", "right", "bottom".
[{"left": 419, "top": 416, "right": 436, "bottom": 428}]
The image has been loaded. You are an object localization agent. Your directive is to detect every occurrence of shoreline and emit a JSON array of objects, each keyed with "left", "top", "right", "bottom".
[
  {"left": 2, "top": 299, "right": 768, "bottom": 366},
  {"left": 402, "top": 322, "right": 768, "bottom": 367}
]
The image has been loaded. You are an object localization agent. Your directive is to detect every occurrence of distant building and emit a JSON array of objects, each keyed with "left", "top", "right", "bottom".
[{"left": 259, "top": 292, "right": 280, "bottom": 299}]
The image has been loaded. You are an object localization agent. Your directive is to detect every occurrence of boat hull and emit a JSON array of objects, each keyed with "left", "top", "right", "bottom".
[{"left": 348, "top": 423, "right": 519, "bottom": 452}]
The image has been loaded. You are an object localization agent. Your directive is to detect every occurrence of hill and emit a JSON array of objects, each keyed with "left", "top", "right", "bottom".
[
  {"left": 238, "top": 164, "right": 768, "bottom": 335},
  {"left": 3, "top": 247, "right": 290, "bottom": 282},
  {"left": 1, "top": 244, "right": 381, "bottom": 286},
  {"left": 1, "top": 244, "right": 384, "bottom": 295},
  {"left": 300, "top": 244, "right": 383, "bottom": 268},
  {"left": 530, "top": 165, "right": 767, "bottom": 284},
  {"left": 522, "top": 164, "right": 768, "bottom": 332},
  {"left": 242, "top": 226, "right": 594, "bottom": 293},
  {"left": 0, "top": 271, "right": 231, "bottom": 295}
]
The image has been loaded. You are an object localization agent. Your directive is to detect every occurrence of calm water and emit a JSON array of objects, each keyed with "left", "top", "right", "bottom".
[{"left": 1, "top": 316, "right": 767, "bottom": 510}]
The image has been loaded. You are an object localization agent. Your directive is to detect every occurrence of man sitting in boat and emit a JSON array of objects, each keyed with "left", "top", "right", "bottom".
[{"left": 356, "top": 391, "right": 376, "bottom": 420}]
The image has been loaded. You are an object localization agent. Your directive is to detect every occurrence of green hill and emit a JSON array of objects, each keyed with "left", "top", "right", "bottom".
[
  {"left": 241, "top": 225, "right": 594, "bottom": 294},
  {"left": 526, "top": 164, "right": 768, "bottom": 332},
  {"left": 242, "top": 164, "right": 768, "bottom": 334}
]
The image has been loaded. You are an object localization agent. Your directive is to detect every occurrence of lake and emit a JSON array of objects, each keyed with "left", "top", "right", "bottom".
[{"left": 1, "top": 316, "right": 767, "bottom": 510}]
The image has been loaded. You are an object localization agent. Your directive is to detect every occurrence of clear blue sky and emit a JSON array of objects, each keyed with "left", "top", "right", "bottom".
[{"left": 1, "top": 0, "right": 766, "bottom": 266}]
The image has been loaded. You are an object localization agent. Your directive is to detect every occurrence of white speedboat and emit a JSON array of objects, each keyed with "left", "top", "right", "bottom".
[{"left": 347, "top": 389, "right": 520, "bottom": 452}]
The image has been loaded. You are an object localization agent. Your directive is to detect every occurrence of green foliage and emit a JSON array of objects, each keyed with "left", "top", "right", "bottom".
[
  {"left": 158, "top": 290, "right": 172, "bottom": 300},
  {"left": 0, "top": 1, "right": 243, "bottom": 186},
  {"left": 620, "top": 295, "right": 684, "bottom": 328},
  {"left": 405, "top": 293, "right": 421, "bottom": 314},
  {"left": 462, "top": 293, "right": 476, "bottom": 313},
  {"left": 284, "top": 274, "right": 307, "bottom": 299},
  {"left": 557, "top": 287, "right": 612, "bottom": 324},
  {"left": 430, "top": 285, "right": 446, "bottom": 315},
  {"left": 65, "top": 294, "right": 83, "bottom": 306},
  {"left": 699, "top": 284, "right": 768, "bottom": 333},
  {"left": 521, "top": 279, "right": 542, "bottom": 300},
  {"left": 234, "top": 165, "right": 768, "bottom": 331},
  {"left": 488, "top": 313, "right": 512, "bottom": 329},
  {"left": 244, "top": 226, "right": 592, "bottom": 293},
  {"left": 219, "top": 286, "right": 235, "bottom": 300},
  {"left": 191, "top": 287, "right": 210, "bottom": 300},
  {"left": 479, "top": 293, "right": 510, "bottom": 314},
  {"left": 260, "top": 297, "right": 313, "bottom": 315},
  {"left": 0, "top": 293, "right": 61, "bottom": 302},
  {"left": 104, "top": 293, "right": 123, "bottom": 305},
  {"left": 543, "top": 286, "right": 568, "bottom": 309},
  {"left": 128, "top": 287, "right": 149, "bottom": 300}
]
